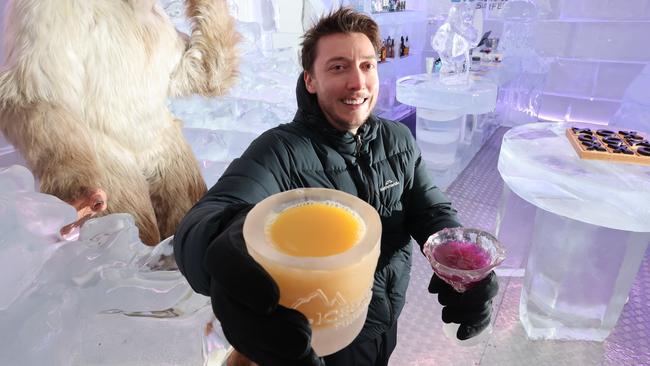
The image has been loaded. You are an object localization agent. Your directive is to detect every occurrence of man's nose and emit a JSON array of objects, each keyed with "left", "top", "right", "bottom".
[{"left": 346, "top": 67, "right": 364, "bottom": 90}]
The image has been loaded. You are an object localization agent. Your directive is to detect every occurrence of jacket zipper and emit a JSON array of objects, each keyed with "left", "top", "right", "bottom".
[
  {"left": 354, "top": 134, "right": 375, "bottom": 203},
  {"left": 354, "top": 134, "right": 363, "bottom": 157}
]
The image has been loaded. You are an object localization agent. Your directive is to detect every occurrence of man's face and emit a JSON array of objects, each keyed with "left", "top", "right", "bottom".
[{"left": 304, "top": 32, "right": 379, "bottom": 135}]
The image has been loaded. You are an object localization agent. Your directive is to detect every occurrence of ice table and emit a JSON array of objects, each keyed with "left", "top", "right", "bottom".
[
  {"left": 396, "top": 73, "right": 497, "bottom": 189},
  {"left": 496, "top": 122, "right": 650, "bottom": 341}
]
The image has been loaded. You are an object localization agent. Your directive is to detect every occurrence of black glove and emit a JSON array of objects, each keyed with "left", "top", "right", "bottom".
[
  {"left": 205, "top": 204, "right": 324, "bottom": 366},
  {"left": 428, "top": 271, "right": 499, "bottom": 340}
]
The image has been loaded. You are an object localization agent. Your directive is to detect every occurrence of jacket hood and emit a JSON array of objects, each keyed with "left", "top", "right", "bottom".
[{"left": 293, "top": 72, "right": 378, "bottom": 146}]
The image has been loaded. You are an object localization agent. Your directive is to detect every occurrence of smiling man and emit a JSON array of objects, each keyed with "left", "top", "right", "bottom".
[{"left": 175, "top": 7, "right": 499, "bottom": 366}]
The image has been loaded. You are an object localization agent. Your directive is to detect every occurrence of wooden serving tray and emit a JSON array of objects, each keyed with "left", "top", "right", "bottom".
[{"left": 566, "top": 127, "right": 650, "bottom": 166}]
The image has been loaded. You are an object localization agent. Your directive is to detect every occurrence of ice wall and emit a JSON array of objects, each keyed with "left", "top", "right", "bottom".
[
  {"left": 611, "top": 64, "right": 650, "bottom": 132},
  {"left": 533, "top": 0, "right": 650, "bottom": 125},
  {"left": 425, "top": 0, "right": 649, "bottom": 126},
  {"left": 160, "top": 0, "right": 305, "bottom": 186}
]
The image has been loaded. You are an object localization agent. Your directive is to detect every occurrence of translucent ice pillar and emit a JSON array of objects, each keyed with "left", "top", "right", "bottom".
[
  {"left": 496, "top": 0, "right": 549, "bottom": 126},
  {"left": 519, "top": 210, "right": 649, "bottom": 341},
  {"left": 396, "top": 73, "right": 496, "bottom": 189}
]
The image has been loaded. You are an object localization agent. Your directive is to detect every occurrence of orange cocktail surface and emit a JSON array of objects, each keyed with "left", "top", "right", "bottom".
[{"left": 268, "top": 202, "right": 362, "bottom": 257}]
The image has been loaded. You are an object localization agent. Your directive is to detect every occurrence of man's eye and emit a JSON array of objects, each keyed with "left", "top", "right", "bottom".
[
  {"left": 330, "top": 65, "right": 344, "bottom": 71},
  {"left": 365, "top": 63, "right": 376, "bottom": 70}
]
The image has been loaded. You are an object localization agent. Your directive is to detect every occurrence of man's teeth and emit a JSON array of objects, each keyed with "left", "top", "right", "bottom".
[{"left": 343, "top": 98, "right": 366, "bottom": 105}]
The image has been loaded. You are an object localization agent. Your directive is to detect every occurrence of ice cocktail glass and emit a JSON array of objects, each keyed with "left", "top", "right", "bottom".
[
  {"left": 243, "top": 188, "right": 381, "bottom": 356},
  {"left": 423, "top": 227, "right": 505, "bottom": 344}
]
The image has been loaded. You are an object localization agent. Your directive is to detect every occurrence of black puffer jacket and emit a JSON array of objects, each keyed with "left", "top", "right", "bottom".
[{"left": 175, "top": 74, "right": 461, "bottom": 341}]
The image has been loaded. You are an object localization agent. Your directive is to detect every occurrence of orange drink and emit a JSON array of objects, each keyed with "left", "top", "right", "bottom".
[
  {"left": 268, "top": 202, "right": 362, "bottom": 257},
  {"left": 243, "top": 188, "right": 381, "bottom": 356}
]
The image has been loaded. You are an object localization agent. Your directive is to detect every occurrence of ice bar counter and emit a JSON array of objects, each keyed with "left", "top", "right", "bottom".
[
  {"left": 495, "top": 122, "right": 650, "bottom": 341},
  {"left": 396, "top": 74, "right": 497, "bottom": 189}
]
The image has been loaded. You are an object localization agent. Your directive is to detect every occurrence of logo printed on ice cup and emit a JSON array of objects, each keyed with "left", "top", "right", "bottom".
[{"left": 291, "top": 289, "right": 373, "bottom": 328}]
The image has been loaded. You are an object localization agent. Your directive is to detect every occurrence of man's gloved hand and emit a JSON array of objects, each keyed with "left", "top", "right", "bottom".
[
  {"left": 428, "top": 271, "right": 499, "bottom": 340},
  {"left": 205, "top": 204, "right": 324, "bottom": 366}
]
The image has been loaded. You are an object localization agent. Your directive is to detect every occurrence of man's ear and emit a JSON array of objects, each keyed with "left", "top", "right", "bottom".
[{"left": 304, "top": 71, "right": 317, "bottom": 94}]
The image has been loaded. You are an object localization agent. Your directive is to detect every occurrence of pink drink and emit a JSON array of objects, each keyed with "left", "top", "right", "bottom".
[
  {"left": 424, "top": 228, "right": 505, "bottom": 343},
  {"left": 433, "top": 241, "right": 491, "bottom": 271},
  {"left": 424, "top": 228, "right": 505, "bottom": 293}
]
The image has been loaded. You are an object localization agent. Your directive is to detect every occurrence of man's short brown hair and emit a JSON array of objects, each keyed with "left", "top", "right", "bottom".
[{"left": 301, "top": 7, "right": 381, "bottom": 73}]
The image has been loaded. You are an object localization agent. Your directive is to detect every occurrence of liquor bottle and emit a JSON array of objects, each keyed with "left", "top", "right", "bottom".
[
  {"left": 404, "top": 36, "right": 409, "bottom": 56},
  {"left": 380, "top": 40, "right": 387, "bottom": 62},
  {"left": 399, "top": 36, "right": 405, "bottom": 57}
]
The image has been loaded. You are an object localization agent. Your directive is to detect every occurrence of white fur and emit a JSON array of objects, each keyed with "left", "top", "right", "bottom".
[{"left": 0, "top": 0, "right": 240, "bottom": 245}]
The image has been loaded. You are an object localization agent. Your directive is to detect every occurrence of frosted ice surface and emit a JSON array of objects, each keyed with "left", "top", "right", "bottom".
[
  {"left": 498, "top": 122, "right": 650, "bottom": 232},
  {"left": 611, "top": 64, "right": 650, "bottom": 132},
  {"left": 0, "top": 166, "right": 230, "bottom": 365},
  {"left": 396, "top": 74, "right": 497, "bottom": 119}
]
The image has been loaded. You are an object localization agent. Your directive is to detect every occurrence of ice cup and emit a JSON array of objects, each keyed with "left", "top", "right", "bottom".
[
  {"left": 423, "top": 227, "right": 506, "bottom": 345},
  {"left": 243, "top": 188, "right": 381, "bottom": 356}
]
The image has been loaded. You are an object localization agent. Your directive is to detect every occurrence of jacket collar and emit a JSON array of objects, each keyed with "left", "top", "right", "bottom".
[{"left": 293, "top": 72, "right": 378, "bottom": 154}]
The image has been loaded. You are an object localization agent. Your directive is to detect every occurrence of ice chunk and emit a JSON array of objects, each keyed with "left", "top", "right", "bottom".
[{"left": 0, "top": 168, "right": 231, "bottom": 365}]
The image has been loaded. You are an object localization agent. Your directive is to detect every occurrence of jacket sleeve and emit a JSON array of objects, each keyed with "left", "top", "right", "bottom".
[
  {"left": 173, "top": 132, "right": 287, "bottom": 295},
  {"left": 403, "top": 145, "right": 463, "bottom": 250}
]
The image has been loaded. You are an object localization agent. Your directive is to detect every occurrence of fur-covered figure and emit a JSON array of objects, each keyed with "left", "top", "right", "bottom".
[{"left": 0, "top": 0, "right": 240, "bottom": 245}]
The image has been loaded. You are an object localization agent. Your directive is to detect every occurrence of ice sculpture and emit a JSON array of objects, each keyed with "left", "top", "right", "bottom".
[
  {"left": 0, "top": 165, "right": 231, "bottom": 365},
  {"left": 495, "top": 0, "right": 549, "bottom": 126},
  {"left": 611, "top": 64, "right": 650, "bottom": 133},
  {"left": 431, "top": 0, "right": 482, "bottom": 86}
]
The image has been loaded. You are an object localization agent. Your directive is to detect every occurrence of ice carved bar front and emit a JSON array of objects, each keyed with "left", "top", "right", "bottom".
[{"left": 520, "top": 208, "right": 649, "bottom": 340}]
